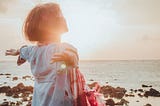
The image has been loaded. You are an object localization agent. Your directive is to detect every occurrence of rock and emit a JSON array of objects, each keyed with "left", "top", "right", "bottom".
[
  {"left": 25, "top": 91, "right": 32, "bottom": 95},
  {"left": 22, "top": 75, "right": 31, "bottom": 80},
  {"left": 5, "top": 73, "right": 11, "bottom": 76},
  {"left": 24, "top": 86, "right": 33, "bottom": 93},
  {"left": 0, "top": 86, "right": 11, "bottom": 93},
  {"left": 22, "top": 97, "right": 28, "bottom": 101},
  {"left": 134, "top": 90, "right": 137, "bottom": 93},
  {"left": 26, "top": 101, "right": 32, "bottom": 106},
  {"left": 10, "top": 102, "right": 16, "bottom": 105},
  {"left": 17, "top": 83, "right": 25, "bottom": 88},
  {"left": 0, "top": 83, "right": 33, "bottom": 99},
  {"left": 89, "top": 79, "right": 94, "bottom": 81},
  {"left": 144, "top": 103, "right": 152, "bottom": 106},
  {"left": 130, "top": 89, "right": 134, "bottom": 92},
  {"left": 3, "top": 82, "right": 7, "bottom": 84},
  {"left": 16, "top": 101, "right": 23, "bottom": 105},
  {"left": 106, "top": 99, "right": 115, "bottom": 106},
  {"left": 0, "top": 102, "right": 9, "bottom": 106},
  {"left": 142, "top": 84, "right": 152, "bottom": 88},
  {"left": 6, "top": 91, "right": 13, "bottom": 96},
  {"left": 138, "top": 93, "right": 144, "bottom": 98},
  {"left": 144, "top": 88, "right": 160, "bottom": 97},
  {"left": 20, "top": 92, "right": 29, "bottom": 98},
  {"left": 100, "top": 85, "right": 126, "bottom": 99},
  {"left": 111, "top": 92, "right": 124, "bottom": 99},
  {"left": 115, "top": 99, "right": 129, "bottom": 106},
  {"left": 12, "top": 77, "right": 18, "bottom": 81},
  {"left": 3, "top": 99, "right": 7, "bottom": 101},
  {"left": 138, "top": 89, "right": 144, "bottom": 92},
  {"left": 29, "top": 96, "right": 32, "bottom": 101},
  {"left": 12, "top": 93, "right": 19, "bottom": 98},
  {"left": 125, "top": 94, "right": 135, "bottom": 97}
]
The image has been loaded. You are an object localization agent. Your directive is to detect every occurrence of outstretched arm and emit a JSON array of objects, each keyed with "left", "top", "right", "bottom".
[{"left": 5, "top": 45, "right": 27, "bottom": 66}]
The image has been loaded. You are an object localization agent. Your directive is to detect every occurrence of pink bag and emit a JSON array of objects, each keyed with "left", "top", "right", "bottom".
[{"left": 69, "top": 67, "right": 105, "bottom": 106}]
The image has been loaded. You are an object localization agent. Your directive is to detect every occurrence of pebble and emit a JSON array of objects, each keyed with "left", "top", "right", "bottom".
[
  {"left": 12, "top": 77, "right": 18, "bottom": 81},
  {"left": 144, "top": 103, "right": 152, "bottom": 106}
]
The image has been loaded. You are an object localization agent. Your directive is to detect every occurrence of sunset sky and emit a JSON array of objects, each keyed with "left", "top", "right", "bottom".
[{"left": 0, "top": 0, "right": 160, "bottom": 60}]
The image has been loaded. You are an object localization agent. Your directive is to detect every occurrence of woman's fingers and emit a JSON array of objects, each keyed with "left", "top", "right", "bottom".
[
  {"left": 50, "top": 52, "right": 70, "bottom": 64},
  {"left": 50, "top": 57, "right": 64, "bottom": 63},
  {"left": 5, "top": 52, "right": 13, "bottom": 55},
  {"left": 54, "top": 53, "right": 67, "bottom": 60},
  {"left": 5, "top": 51, "right": 13, "bottom": 55},
  {"left": 54, "top": 53, "right": 66, "bottom": 58},
  {"left": 5, "top": 49, "right": 18, "bottom": 56},
  {"left": 6, "top": 49, "right": 16, "bottom": 52},
  {"left": 50, "top": 53, "right": 67, "bottom": 63}
]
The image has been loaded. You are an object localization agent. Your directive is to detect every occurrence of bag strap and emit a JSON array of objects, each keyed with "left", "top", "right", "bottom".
[{"left": 68, "top": 67, "right": 88, "bottom": 106}]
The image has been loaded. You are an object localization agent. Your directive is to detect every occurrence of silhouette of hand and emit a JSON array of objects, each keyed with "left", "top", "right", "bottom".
[
  {"left": 5, "top": 49, "right": 19, "bottom": 56},
  {"left": 51, "top": 52, "right": 70, "bottom": 64}
]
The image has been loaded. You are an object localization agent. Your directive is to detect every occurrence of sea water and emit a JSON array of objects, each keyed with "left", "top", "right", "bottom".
[{"left": 0, "top": 60, "right": 160, "bottom": 106}]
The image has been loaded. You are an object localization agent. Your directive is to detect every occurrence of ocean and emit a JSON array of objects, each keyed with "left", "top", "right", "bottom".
[
  {"left": 0, "top": 60, "right": 160, "bottom": 106},
  {"left": 80, "top": 60, "right": 160, "bottom": 90}
]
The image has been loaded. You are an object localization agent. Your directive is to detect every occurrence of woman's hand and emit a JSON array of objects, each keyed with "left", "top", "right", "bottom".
[
  {"left": 51, "top": 52, "right": 70, "bottom": 64},
  {"left": 5, "top": 46, "right": 27, "bottom": 66},
  {"left": 5, "top": 49, "right": 20, "bottom": 56}
]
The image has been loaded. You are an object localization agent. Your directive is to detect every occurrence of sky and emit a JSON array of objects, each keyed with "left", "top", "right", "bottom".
[{"left": 0, "top": 0, "right": 160, "bottom": 60}]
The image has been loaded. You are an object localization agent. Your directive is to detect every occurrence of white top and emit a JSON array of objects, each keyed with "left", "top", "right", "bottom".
[{"left": 20, "top": 42, "right": 78, "bottom": 106}]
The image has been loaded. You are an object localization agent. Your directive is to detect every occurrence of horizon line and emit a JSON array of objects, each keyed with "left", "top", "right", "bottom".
[{"left": 0, "top": 59, "right": 160, "bottom": 62}]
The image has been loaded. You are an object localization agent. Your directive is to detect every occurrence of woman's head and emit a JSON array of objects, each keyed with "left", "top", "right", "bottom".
[{"left": 23, "top": 3, "right": 68, "bottom": 42}]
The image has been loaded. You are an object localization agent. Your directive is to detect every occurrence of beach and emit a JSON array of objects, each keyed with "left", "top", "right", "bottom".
[{"left": 0, "top": 60, "right": 160, "bottom": 106}]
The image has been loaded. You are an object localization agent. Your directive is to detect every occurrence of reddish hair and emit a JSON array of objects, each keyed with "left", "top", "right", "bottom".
[{"left": 23, "top": 3, "right": 68, "bottom": 42}]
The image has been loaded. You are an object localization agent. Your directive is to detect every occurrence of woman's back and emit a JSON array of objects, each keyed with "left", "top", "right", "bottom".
[{"left": 20, "top": 43, "right": 78, "bottom": 106}]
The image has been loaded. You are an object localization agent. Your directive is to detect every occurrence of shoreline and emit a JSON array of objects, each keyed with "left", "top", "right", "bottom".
[
  {"left": 1, "top": 59, "right": 160, "bottom": 63},
  {"left": 0, "top": 73, "right": 160, "bottom": 106}
]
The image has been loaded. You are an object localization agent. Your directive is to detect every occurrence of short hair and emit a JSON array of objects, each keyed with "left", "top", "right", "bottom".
[{"left": 23, "top": 3, "right": 68, "bottom": 42}]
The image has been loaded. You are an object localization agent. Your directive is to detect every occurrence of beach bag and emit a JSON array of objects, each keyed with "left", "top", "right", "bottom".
[{"left": 69, "top": 67, "right": 105, "bottom": 106}]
